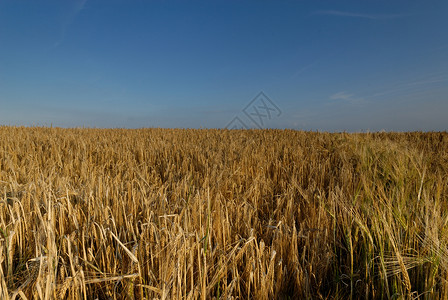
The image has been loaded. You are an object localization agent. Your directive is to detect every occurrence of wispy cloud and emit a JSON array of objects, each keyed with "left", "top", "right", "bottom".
[
  {"left": 291, "top": 54, "right": 335, "bottom": 79},
  {"left": 371, "top": 72, "right": 448, "bottom": 98},
  {"left": 329, "top": 91, "right": 366, "bottom": 104},
  {"left": 330, "top": 91, "right": 353, "bottom": 100},
  {"left": 315, "top": 10, "right": 411, "bottom": 20},
  {"left": 53, "top": 0, "right": 88, "bottom": 47},
  {"left": 292, "top": 62, "right": 316, "bottom": 78}
]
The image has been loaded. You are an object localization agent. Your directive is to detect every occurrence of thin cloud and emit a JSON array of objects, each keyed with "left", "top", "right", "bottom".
[
  {"left": 330, "top": 91, "right": 366, "bottom": 104},
  {"left": 315, "top": 10, "right": 411, "bottom": 20},
  {"left": 402, "top": 77, "right": 448, "bottom": 87},
  {"left": 292, "top": 64, "right": 314, "bottom": 78},
  {"left": 330, "top": 91, "right": 354, "bottom": 101},
  {"left": 371, "top": 72, "right": 448, "bottom": 98},
  {"left": 291, "top": 54, "right": 334, "bottom": 79},
  {"left": 54, "top": 0, "right": 88, "bottom": 47}
]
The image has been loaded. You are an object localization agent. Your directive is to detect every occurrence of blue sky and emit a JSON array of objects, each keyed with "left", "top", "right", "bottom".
[{"left": 0, "top": 0, "right": 447, "bottom": 131}]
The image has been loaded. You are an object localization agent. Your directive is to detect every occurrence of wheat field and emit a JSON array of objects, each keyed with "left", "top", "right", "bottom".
[{"left": 0, "top": 126, "right": 447, "bottom": 299}]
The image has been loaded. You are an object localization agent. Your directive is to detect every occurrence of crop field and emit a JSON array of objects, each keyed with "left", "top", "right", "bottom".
[{"left": 0, "top": 126, "right": 447, "bottom": 299}]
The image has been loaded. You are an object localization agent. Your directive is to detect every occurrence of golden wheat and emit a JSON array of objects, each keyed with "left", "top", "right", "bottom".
[{"left": 0, "top": 127, "right": 447, "bottom": 299}]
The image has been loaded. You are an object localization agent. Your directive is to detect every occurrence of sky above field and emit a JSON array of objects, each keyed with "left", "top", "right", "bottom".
[{"left": 0, "top": 0, "right": 447, "bottom": 131}]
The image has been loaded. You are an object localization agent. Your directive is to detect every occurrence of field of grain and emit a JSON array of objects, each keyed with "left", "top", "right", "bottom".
[{"left": 0, "top": 127, "right": 447, "bottom": 299}]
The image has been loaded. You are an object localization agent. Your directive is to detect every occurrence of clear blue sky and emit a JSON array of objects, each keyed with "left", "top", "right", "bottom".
[{"left": 1, "top": 0, "right": 447, "bottom": 131}]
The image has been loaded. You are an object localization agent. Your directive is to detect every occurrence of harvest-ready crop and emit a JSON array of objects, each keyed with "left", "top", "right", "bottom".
[{"left": 0, "top": 127, "right": 447, "bottom": 299}]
